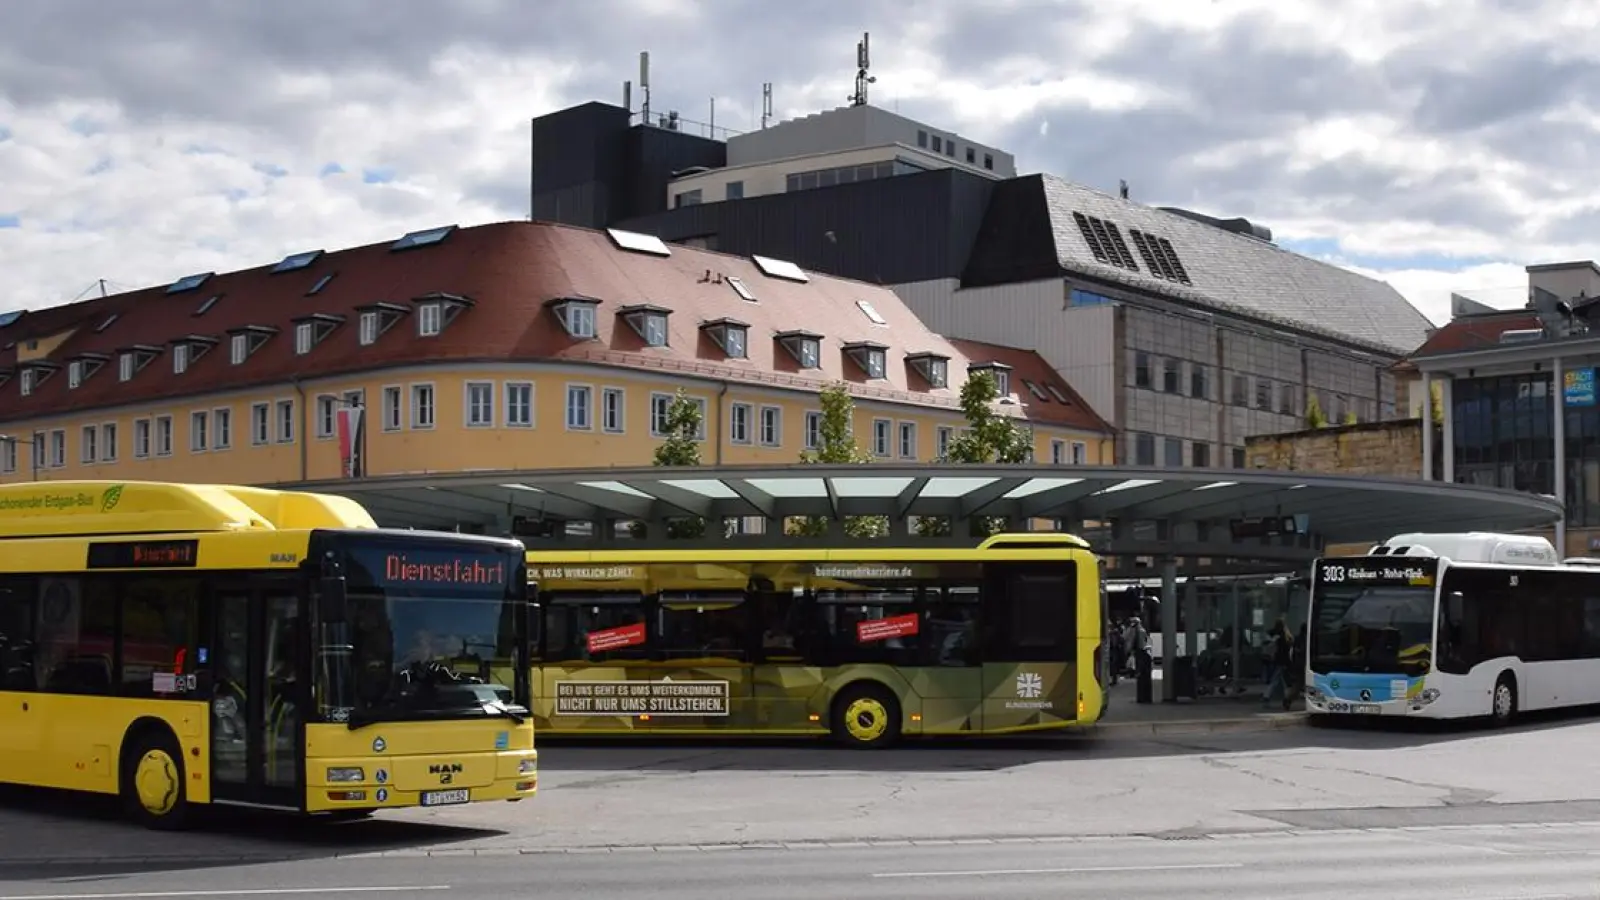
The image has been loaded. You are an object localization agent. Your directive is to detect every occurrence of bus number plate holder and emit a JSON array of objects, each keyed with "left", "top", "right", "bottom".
[{"left": 421, "top": 789, "right": 471, "bottom": 807}]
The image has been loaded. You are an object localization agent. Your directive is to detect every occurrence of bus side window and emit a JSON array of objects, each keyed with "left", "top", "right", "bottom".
[
  {"left": 981, "top": 563, "right": 1077, "bottom": 663},
  {"left": 0, "top": 575, "right": 35, "bottom": 691},
  {"left": 36, "top": 576, "right": 115, "bottom": 696},
  {"left": 547, "top": 594, "right": 649, "bottom": 664},
  {"left": 922, "top": 585, "right": 980, "bottom": 667}
]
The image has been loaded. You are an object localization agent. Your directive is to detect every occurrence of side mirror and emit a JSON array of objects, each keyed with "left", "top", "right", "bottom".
[{"left": 318, "top": 576, "right": 349, "bottom": 623}]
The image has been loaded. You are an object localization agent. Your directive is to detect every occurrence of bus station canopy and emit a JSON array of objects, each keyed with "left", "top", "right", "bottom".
[{"left": 301, "top": 464, "right": 1561, "bottom": 547}]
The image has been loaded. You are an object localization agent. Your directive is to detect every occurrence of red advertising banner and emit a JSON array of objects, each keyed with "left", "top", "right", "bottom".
[
  {"left": 587, "top": 622, "right": 647, "bottom": 654},
  {"left": 335, "top": 404, "right": 365, "bottom": 478},
  {"left": 857, "top": 613, "right": 920, "bottom": 644}
]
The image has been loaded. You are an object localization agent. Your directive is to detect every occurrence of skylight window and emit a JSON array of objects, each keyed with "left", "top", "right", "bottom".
[
  {"left": 1072, "top": 212, "right": 1138, "bottom": 272},
  {"left": 1023, "top": 379, "right": 1050, "bottom": 401},
  {"left": 1129, "top": 229, "right": 1193, "bottom": 286},
  {"left": 194, "top": 294, "right": 221, "bottom": 316},
  {"left": 272, "top": 249, "right": 323, "bottom": 273},
  {"left": 0, "top": 311, "right": 23, "bottom": 328},
  {"left": 605, "top": 227, "right": 671, "bottom": 257},
  {"left": 752, "top": 254, "right": 809, "bottom": 283},
  {"left": 856, "top": 299, "right": 887, "bottom": 326},
  {"left": 307, "top": 273, "right": 335, "bottom": 295},
  {"left": 94, "top": 313, "right": 119, "bottom": 333},
  {"left": 1046, "top": 384, "right": 1071, "bottom": 404},
  {"left": 726, "top": 276, "right": 757, "bottom": 302},
  {"left": 390, "top": 225, "right": 457, "bottom": 252},
  {"left": 166, "top": 272, "right": 214, "bottom": 294}
]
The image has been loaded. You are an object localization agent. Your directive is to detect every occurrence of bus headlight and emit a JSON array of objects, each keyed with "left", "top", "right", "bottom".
[
  {"left": 518, "top": 758, "right": 537, "bottom": 775},
  {"left": 1303, "top": 687, "right": 1325, "bottom": 703},
  {"left": 327, "top": 767, "right": 365, "bottom": 783},
  {"left": 1414, "top": 689, "right": 1440, "bottom": 706}
]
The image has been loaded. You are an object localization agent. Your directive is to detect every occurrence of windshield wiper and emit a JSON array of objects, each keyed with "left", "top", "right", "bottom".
[{"left": 481, "top": 700, "right": 527, "bottom": 725}]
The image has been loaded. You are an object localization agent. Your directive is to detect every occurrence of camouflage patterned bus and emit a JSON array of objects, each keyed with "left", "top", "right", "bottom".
[{"left": 526, "top": 533, "right": 1107, "bottom": 748}]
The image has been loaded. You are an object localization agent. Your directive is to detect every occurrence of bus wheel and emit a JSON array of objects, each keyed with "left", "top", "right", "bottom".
[
  {"left": 831, "top": 683, "right": 901, "bottom": 749},
  {"left": 1491, "top": 674, "right": 1518, "bottom": 727},
  {"left": 122, "top": 730, "right": 191, "bottom": 830}
]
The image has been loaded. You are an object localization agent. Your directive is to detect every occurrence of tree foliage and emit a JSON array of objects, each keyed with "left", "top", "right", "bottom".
[
  {"left": 916, "top": 370, "right": 1032, "bottom": 538},
  {"left": 651, "top": 388, "right": 711, "bottom": 539},
  {"left": 1304, "top": 392, "right": 1329, "bottom": 429},
  {"left": 788, "top": 382, "right": 886, "bottom": 538}
]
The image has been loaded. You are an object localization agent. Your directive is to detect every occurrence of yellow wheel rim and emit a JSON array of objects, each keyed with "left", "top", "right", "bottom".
[
  {"left": 844, "top": 697, "right": 889, "bottom": 743},
  {"left": 135, "top": 749, "right": 180, "bottom": 816}
]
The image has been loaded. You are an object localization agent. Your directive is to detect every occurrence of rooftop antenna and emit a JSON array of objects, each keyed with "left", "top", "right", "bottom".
[
  {"left": 761, "top": 82, "right": 772, "bottom": 129},
  {"left": 1119, "top": 179, "right": 1129, "bottom": 200},
  {"left": 639, "top": 51, "right": 652, "bottom": 126},
  {"left": 849, "top": 32, "right": 875, "bottom": 107}
]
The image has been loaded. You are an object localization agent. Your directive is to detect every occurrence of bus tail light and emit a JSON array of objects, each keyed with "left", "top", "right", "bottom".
[{"left": 327, "top": 790, "right": 367, "bottom": 802}]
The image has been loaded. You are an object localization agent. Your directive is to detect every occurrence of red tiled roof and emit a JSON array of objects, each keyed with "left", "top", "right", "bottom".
[
  {"left": 0, "top": 221, "right": 1111, "bottom": 433},
  {"left": 942, "top": 337, "right": 1112, "bottom": 432},
  {"left": 1407, "top": 311, "right": 1542, "bottom": 358}
]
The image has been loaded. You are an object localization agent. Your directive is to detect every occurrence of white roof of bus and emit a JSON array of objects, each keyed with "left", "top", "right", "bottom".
[{"left": 1373, "top": 532, "right": 1559, "bottom": 566}]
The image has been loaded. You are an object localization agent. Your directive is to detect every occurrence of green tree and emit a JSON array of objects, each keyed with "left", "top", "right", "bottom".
[
  {"left": 650, "top": 388, "right": 711, "bottom": 539},
  {"left": 1304, "top": 392, "right": 1329, "bottom": 429},
  {"left": 1341, "top": 410, "right": 1358, "bottom": 425},
  {"left": 788, "top": 383, "right": 887, "bottom": 538},
  {"left": 916, "top": 370, "right": 1032, "bottom": 538}
]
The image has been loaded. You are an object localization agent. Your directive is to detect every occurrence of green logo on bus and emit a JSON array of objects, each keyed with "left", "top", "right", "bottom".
[{"left": 100, "top": 484, "right": 124, "bottom": 512}]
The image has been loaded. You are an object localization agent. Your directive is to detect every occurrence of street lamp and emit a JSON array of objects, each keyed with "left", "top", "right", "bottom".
[{"left": 0, "top": 433, "right": 39, "bottom": 482}]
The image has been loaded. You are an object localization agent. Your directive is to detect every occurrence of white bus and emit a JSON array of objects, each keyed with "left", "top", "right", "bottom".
[{"left": 1303, "top": 531, "right": 1600, "bottom": 725}]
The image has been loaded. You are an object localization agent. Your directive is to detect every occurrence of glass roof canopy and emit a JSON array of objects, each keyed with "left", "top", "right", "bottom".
[{"left": 299, "top": 464, "right": 1563, "bottom": 545}]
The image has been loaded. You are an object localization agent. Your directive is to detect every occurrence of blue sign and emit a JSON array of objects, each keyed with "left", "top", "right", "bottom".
[{"left": 1565, "top": 368, "right": 1596, "bottom": 407}]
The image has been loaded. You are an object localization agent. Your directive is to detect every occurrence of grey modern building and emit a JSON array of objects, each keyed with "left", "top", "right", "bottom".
[{"left": 529, "top": 100, "right": 1435, "bottom": 468}]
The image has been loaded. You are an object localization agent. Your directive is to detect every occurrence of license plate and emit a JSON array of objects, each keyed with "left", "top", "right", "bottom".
[
  {"left": 1351, "top": 703, "right": 1381, "bottom": 714},
  {"left": 421, "top": 789, "right": 470, "bottom": 807}
]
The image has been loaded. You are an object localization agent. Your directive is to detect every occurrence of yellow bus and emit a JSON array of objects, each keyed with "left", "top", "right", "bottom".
[
  {"left": 526, "top": 533, "right": 1107, "bottom": 748},
  {"left": 0, "top": 481, "right": 537, "bottom": 829}
]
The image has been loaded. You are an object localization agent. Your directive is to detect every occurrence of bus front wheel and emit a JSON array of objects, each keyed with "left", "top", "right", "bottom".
[
  {"left": 830, "top": 682, "right": 902, "bottom": 749},
  {"left": 1491, "top": 674, "right": 1518, "bottom": 727},
  {"left": 122, "top": 729, "right": 191, "bottom": 830}
]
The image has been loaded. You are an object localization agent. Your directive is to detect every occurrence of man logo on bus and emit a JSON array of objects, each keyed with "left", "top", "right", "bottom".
[
  {"left": 100, "top": 484, "right": 124, "bottom": 513},
  {"left": 1016, "top": 672, "right": 1044, "bottom": 699}
]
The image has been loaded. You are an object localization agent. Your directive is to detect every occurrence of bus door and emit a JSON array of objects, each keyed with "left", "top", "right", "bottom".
[
  {"left": 207, "top": 581, "right": 306, "bottom": 810},
  {"left": 915, "top": 584, "right": 985, "bottom": 734},
  {"left": 980, "top": 561, "right": 1080, "bottom": 728}
]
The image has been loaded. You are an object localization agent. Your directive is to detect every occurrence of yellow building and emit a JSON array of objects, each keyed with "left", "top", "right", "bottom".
[{"left": 0, "top": 221, "right": 1113, "bottom": 501}]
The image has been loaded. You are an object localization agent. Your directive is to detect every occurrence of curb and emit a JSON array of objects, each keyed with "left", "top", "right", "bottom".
[{"left": 1089, "top": 712, "right": 1306, "bottom": 737}]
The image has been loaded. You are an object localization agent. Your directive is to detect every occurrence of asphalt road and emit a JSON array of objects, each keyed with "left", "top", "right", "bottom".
[{"left": 5, "top": 824, "right": 1600, "bottom": 899}]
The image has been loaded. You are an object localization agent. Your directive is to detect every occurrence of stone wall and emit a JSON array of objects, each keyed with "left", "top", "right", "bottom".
[{"left": 1245, "top": 418, "right": 1424, "bottom": 478}]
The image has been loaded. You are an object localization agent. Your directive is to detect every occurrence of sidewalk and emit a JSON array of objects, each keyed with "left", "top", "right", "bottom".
[{"left": 1089, "top": 670, "right": 1305, "bottom": 738}]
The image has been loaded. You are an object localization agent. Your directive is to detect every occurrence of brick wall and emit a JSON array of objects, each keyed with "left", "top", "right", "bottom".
[{"left": 1245, "top": 418, "right": 1424, "bottom": 478}]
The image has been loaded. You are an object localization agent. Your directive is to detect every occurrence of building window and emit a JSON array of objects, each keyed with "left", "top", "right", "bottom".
[
  {"left": 554, "top": 301, "right": 596, "bottom": 339},
  {"left": 230, "top": 333, "right": 249, "bottom": 365},
  {"left": 155, "top": 416, "right": 174, "bottom": 457},
  {"left": 1, "top": 439, "right": 14, "bottom": 474},
  {"left": 359, "top": 311, "right": 380, "bottom": 345},
  {"left": 67, "top": 360, "right": 82, "bottom": 389},
  {"left": 602, "top": 387, "right": 625, "bottom": 433},
  {"left": 276, "top": 399, "right": 295, "bottom": 443},
  {"left": 932, "top": 135, "right": 942, "bottom": 153},
  {"left": 101, "top": 422, "right": 117, "bottom": 461},
  {"left": 804, "top": 411, "right": 822, "bottom": 450},
  {"left": 759, "top": 406, "right": 781, "bottom": 447},
  {"left": 966, "top": 147, "right": 976, "bottom": 164},
  {"left": 294, "top": 322, "right": 313, "bottom": 355},
  {"left": 134, "top": 418, "right": 151, "bottom": 458},
  {"left": 505, "top": 382, "right": 533, "bottom": 428},
  {"left": 1162, "top": 358, "right": 1180, "bottom": 394},
  {"left": 411, "top": 384, "right": 435, "bottom": 428},
  {"left": 251, "top": 402, "right": 270, "bottom": 445},
  {"left": 48, "top": 429, "right": 65, "bottom": 467},
  {"left": 725, "top": 181, "right": 744, "bottom": 201},
  {"left": 566, "top": 385, "right": 592, "bottom": 430},
  {"left": 1134, "top": 352, "right": 1151, "bottom": 388},
  {"left": 724, "top": 325, "right": 746, "bottom": 358},
  {"left": 1192, "top": 442, "right": 1210, "bottom": 467},
  {"left": 80, "top": 425, "right": 97, "bottom": 464},
  {"left": 213, "top": 408, "right": 232, "bottom": 449},
  {"left": 1230, "top": 374, "right": 1248, "bottom": 406},
  {"left": 417, "top": 303, "right": 443, "bottom": 337},
  {"left": 173, "top": 344, "right": 189, "bottom": 375},
  {"left": 1051, "top": 439, "right": 1066, "bottom": 464},
  {"left": 190, "top": 411, "right": 209, "bottom": 452},
  {"left": 1134, "top": 433, "right": 1155, "bottom": 466},
  {"left": 119, "top": 353, "right": 135, "bottom": 382},
  {"left": 898, "top": 421, "right": 917, "bottom": 459},
  {"left": 1191, "top": 364, "right": 1208, "bottom": 400},
  {"left": 936, "top": 426, "right": 953, "bottom": 459},
  {"left": 730, "top": 402, "right": 752, "bottom": 444},
  {"left": 648, "top": 392, "right": 707, "bottom": 440},
  {"left": 1280, "top": 383, "right": 1296, "bottom": 416},
  {"left": 871, "top": 418, "right": 891, "bottom": 457},
  {"left": 315, "top": 396, "right": 337, "bottom": 439},
  {"left": 1164, "top": 438, "right": 1183, "bottom": 468},
  {"left": 994, "top": 369, "right": 1010, "bottom": 397},
  {"left": 917, "top": 129, "right": 928, "bottom": 148},
  {"left": 466, "top": 381, "right": 494, "bottom": 427},
  {"left": 1256, "top": 377, "right": 1273, "bottom": 411},
  {"left": 673, "top": 189, "right": 702, "bottom": 208},
  {"left": 1071, "top": 441, "right": 1087, "bottom": 464},
  {"left": 983, "top": 153, "right": 994, "bottom": 170},
  {"left": 382, "top": 386, "right": 402, "bottom": 432},
  {"left": 1231, "top": 447, "right": 1247, "bottom": 469}
]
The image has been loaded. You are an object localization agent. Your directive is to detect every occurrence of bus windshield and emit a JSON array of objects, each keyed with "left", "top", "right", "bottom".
[
  {"left": 1309, "top": 584, "right": 1435, "bottom": 677},
  {"left": 319, "top": 537, "right": 528, "bottom": 727}
]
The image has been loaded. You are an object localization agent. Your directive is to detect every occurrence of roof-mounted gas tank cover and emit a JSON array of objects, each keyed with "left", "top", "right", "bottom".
[{"left": 1373, "top": 532, "right": 1559, "bottom": 566}]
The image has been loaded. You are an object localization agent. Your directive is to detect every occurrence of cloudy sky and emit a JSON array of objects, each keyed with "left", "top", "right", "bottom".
[{"left": 1, "top": 0, "right": 1595, "bottom": 326}]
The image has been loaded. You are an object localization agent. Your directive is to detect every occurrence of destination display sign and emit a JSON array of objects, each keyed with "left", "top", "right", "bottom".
[
  {"left": 86, "top": 539, "right": 200, "bottom": 569},
  {"left": 1315, "top": 558, "right": 1438, "bottom": 587},
  {"left": 554, "top": 680, "right": 730, "bottom": 716}
]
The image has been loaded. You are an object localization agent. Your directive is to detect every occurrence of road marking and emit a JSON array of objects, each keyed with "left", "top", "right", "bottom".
[
  {"left": 873, "top": 863, "right": 1244, "bottom": 879},
  {"left": 0, "top": 887, "right": 450, "bottom": 900}
]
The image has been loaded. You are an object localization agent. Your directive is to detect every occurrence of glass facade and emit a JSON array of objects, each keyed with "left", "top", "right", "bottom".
[{"left": 1451, "top": 372, "right": 1600, "bottom": 525}]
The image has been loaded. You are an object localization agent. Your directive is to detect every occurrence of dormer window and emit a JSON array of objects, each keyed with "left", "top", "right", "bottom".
[
  {"left": 224, "top": 325, "right": 277, "bottom": 365},
  {"left": 354, "top": 302, "right": 409, "bottom": 346},
  {"left": 776, "top": 330, "right": 823, "bottom": 369},
  {"left": 410, "top": 292, "right": 473, "bottom": 338},
  {"left": 117, "top": 344, "right": 162, "bottom": 382},
  {"left": 547, "top": 297, "right": 600, "bottom": 339},
  {"left": 17, "top": 362, "right": 58, "bottom": 396},
  {"left": 906, "top": 352, "right": 951, "bottom": 388},
  {"left": 969, "top": 362, "right": 1013, "bottom": 398},
  {"left": 292, "top": 313, "right": 345, "bottom": 355},
  {"left": 617, "top": 304, "right": 671, "bottom": 347},
  {"left": 66, "top": 353, "right": 108, "bottom": 390},
  {"left": 700, "top": 318, "right": 749, "bottom": 359},
  {"left": 19, "top": 368, "right": 33, "bottom": 397},
  {"left": 843, "top": 341, "right": 889, "bottom": 380}
]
